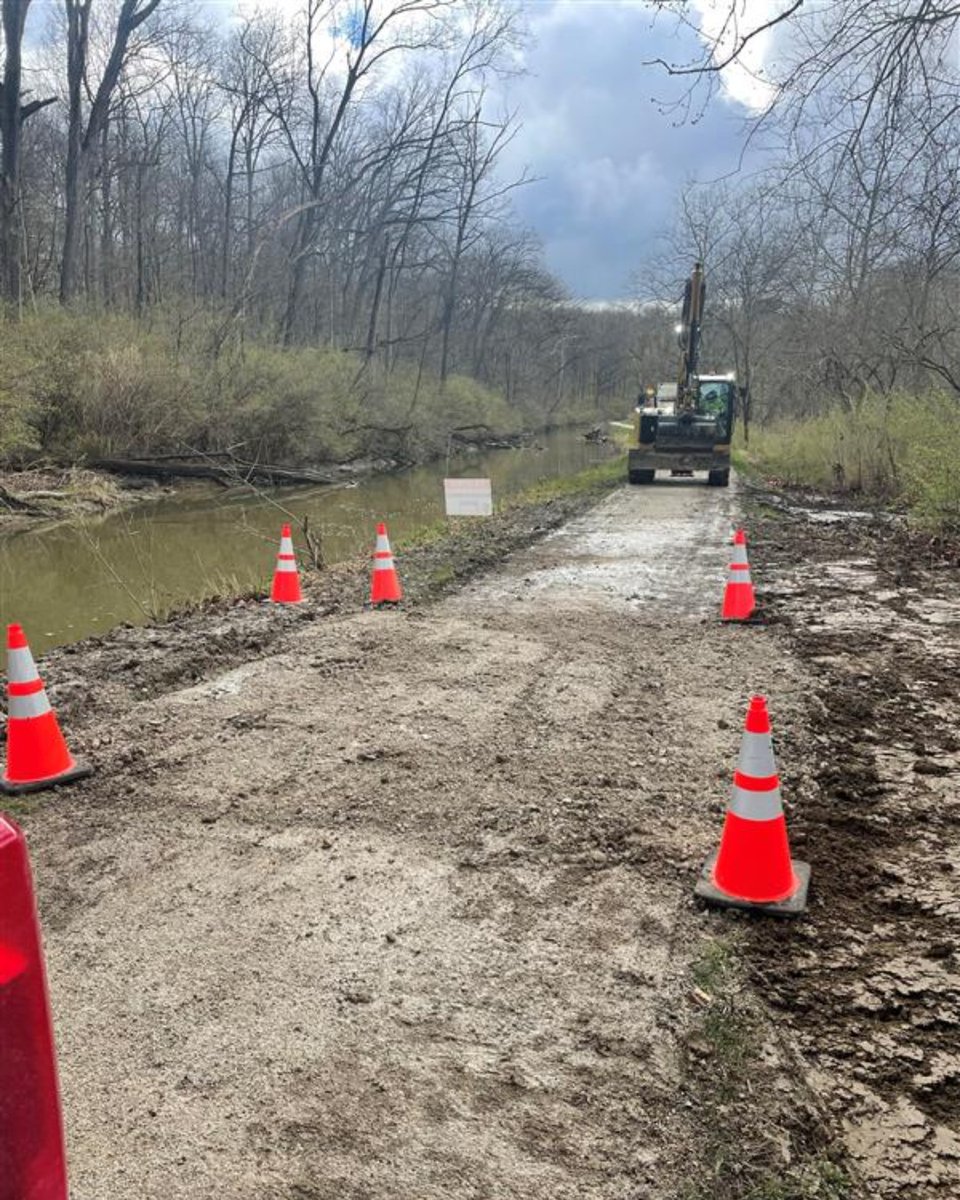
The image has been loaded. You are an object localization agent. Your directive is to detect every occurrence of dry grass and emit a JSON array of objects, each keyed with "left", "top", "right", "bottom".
[
  {"left": 739, "top": 391, "right": 960, "bottom": 530},
  {"left": 0, "top": 466, "right": 128, "bottom": 518}
]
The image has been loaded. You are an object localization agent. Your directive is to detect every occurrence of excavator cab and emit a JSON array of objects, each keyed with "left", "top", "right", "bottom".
[{"left": 695, "top": 376, "right": 736, "bottom": 438}]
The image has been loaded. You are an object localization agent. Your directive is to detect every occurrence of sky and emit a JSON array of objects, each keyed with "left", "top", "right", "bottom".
[{"left": 495, "top": 0, "right": 772, "bottom": 302}]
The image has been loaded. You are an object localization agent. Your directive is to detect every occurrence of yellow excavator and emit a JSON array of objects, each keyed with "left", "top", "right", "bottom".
[{"left": 628, "top": 262, "right": 740, "bottom": 487}]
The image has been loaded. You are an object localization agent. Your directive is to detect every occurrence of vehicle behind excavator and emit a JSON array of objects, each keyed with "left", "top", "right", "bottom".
[{"left": 628, "top": 262, "right": 741, "bottom": 487}]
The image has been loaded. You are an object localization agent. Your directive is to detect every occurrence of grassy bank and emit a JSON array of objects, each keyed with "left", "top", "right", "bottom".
[
  {"left": 396, "top": 454, "right": 624, "bottom": 558},
  {"left": 0, "top": 308, "right": 613, "bottom": 471},
  {"left": 738, "top": 392, "right": 960, "bottom": 529}
]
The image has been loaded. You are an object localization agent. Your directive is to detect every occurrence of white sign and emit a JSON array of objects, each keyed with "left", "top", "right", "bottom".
[{"left": 443, "top": 477, "right": 493, "bottom": 517}]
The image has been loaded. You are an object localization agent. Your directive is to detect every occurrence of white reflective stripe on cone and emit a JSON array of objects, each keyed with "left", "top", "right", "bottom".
[
  {"left": 8, "top": 689, "right": 52, "bottom": 720},
  {"left": 7, "top": 646, "right": 39, "bottom": 684},
  {"left": 737, "top": 730, "right": 777, "bottom": 779},
  {"left": 728, "top": 780, "right": 784, "bottom": 821},
  {"left": 731, "top": 543, "right": 749, "bottom": 566},
  {"left": 375, "top": 534, "right": 391, "bottom": 553},
  {"left": 374, "top": 557, "right": 395, "bottom": 571},
  {"left": 727, "top": 565, "right": 752, "bottom": 583},
  {"left": 279, "top": 536, "right": 295, "bottom": 555},
  {"left": 275, "top": 559, "right": 298, "bottom": 573}
]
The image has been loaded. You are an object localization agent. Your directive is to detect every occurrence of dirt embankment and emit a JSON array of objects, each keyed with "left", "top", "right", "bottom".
[{"left": 744, "top": 492, "right": 960, "bottom": 1197}]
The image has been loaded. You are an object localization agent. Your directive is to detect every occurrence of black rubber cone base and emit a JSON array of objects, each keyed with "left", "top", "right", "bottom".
[
  {"left": 0, "top": 760, "right": 93, "bottom": 796},
  {"left": 720, "top": 611, "right": 765, "bottom": 626},
  {"left": 694, "top": 852, "right": 811, "bottom": 917}
]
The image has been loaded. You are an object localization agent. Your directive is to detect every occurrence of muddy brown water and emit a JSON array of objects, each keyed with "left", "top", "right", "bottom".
[{"left": 0, "top": 430, "right": 613, "bottom": 652}]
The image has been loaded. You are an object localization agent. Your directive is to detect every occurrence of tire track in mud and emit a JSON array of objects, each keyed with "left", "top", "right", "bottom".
[{"left": 747, "top": 503, "right": 960, "bottom": 1197}]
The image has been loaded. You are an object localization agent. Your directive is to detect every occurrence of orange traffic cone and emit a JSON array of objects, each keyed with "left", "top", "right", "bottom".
[
  {"left": 370, "top": 522, "right": 402, "bottom": 607},
  {"left": 1, "top": 624, "right": 91, "bottom": 795},
  {"left": 271, "top": 524, "right": 304, "bottom": 604},
  {"left": 695, "top": 695, "right": 810, "bottom": 915},
  {"left": 721, "top": 528, "right": 756, "bottom": 621}
]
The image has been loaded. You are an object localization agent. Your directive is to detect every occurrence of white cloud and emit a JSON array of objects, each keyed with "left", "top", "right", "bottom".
[
  {"left": 564, "top": 154, "right": 659, "bottom": 222},
  {"left": 218, "top": 0, "right": 458, "bottom": 92},
  {"left": 226, "top": 0, "right": 302, "bottom": 18},
  {"left": 691, "top": 0, "right": 783, "bottom": 112}
]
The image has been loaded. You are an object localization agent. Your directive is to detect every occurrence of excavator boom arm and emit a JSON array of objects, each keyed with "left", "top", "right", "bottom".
[{"left": 676, "top": 262, "right": 705, "bottom": 409}]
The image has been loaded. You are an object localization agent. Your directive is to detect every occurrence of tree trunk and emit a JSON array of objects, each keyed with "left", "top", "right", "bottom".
[
  {"left": 364, "top": 238, "right": 389, "bottom": 360},
  {"left": 61, "top": 0, "right": 163, "bottom": 305},
  {"left": 60, "top": 0, "right": 90, "bottom": 304},
  {"left": 281, "top": 207, "right": 315, "bottom": 345},
  {"left": 99, "top": 118, "right": 115, "bottom": 305},
  {"left": 0, "top": 0, "right": 35, "bottom": 308},
  {"left": 439, "top": 247, "right": 463, "bottom": 385},
  {"left": 135, "top": 163, "right": 146, "bottom": 315},
  {"left": 221, "top": 118, "right": 242, "bottom": 300}
]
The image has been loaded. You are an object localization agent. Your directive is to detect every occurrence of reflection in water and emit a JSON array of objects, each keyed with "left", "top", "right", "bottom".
[{"left": 0, "top": 430, "right": 614, "bottom": 651}]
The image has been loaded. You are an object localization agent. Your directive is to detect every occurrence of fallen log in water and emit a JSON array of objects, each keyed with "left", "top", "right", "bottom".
[{"left": 90, "top": 457, "right": 338, "bottom": 488}]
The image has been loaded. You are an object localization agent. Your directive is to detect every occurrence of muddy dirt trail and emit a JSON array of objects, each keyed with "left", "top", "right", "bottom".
[
  {"left": 745, "top": 503, "right": 960, "bottom": 1198},
  {"left": 13, "top": 481, "right": 897, "bottom": 1199}
]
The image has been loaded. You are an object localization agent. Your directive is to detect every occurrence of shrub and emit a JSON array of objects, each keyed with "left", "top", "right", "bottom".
[
  {"left": 743, "top": 390, "right": 960, "bottom": 530},
  {"left": 0, "top": 309, "right": 530, "bottom": 469},
  {"left": 211, "top": 346, "right": 359, "bottom": 464},
  {"left": 893, "top": 393, "right": 960, "bottom": 529}
]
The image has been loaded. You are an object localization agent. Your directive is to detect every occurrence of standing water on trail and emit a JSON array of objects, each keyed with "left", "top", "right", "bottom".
[{"left": 0, "top": 429, "right": 615, "bottom": 651}]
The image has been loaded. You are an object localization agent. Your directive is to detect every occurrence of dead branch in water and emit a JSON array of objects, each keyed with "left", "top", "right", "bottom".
[
  {"left": 0, "top": 482, "right": 50, "bottom": 516},
  {"left": 173, "top": 445, "right": 327, "bottom": 572},
  {"left": 90, "top": 456, "right": 339, "bottom": 489}
]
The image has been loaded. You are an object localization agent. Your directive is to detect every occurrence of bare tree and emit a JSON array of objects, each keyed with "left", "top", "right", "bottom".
[
  {"left": 2, "top": 0, "right": 646, "bottom": 459},
  {"left": 217, "top": 9, "right": 285, "bottom": 301},
  {"left": 436, "top": 98, "right": 526, "bottom": 383},
  {"left": 652, "top": 2, "right": 960, "bottom": 160},
  {"left": 60, "top": 0, "right": 163, "bottom": 304},
  {"left": 271, "top": 0, "right": 456, "bottom": 345},
  {"left": 0, "top": 0, "right": 55, "bottom": 306}
]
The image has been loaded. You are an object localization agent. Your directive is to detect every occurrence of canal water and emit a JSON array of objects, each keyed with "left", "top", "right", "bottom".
[{"left": 0, "top": 429, "right": 615, "bottom": 651}]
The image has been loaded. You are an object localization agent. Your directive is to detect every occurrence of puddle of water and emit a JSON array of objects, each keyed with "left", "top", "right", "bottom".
[
  {"left": 800, "top": 508, "right": 879, "bottom": 524},
  {"left": 801, "top": 508, "right": 878, "bottom": 523},
  {"left": 0, "top": 430, "right": 614, "bottom": 651}
]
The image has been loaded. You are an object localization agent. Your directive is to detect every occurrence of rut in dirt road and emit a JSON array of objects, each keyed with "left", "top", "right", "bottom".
[{"left": 24, "top": 482, "right": 840, "bottom": 1200}]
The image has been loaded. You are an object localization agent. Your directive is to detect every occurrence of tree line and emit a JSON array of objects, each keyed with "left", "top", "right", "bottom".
[
  {"left": 647, "top": 1, "right": 960, "bottom": 447},
  {"left": 0, "top": 0, "right": 639, "bottom": 466}
]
